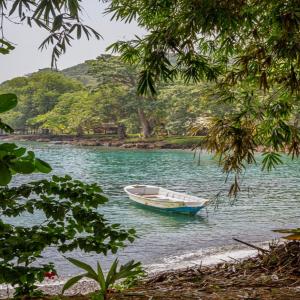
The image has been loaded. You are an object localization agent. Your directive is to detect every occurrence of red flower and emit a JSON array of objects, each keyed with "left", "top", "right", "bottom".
[{"left": 44, "top": 271, "right": 56, "bottom": 280}]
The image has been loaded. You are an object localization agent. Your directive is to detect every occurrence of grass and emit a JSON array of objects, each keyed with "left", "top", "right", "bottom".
[
  {"left": 164, "top": 136, "right": 204, "bottom": 146},
  {"left": 124, "top": 135, "right": 204, "bottom": 146}
]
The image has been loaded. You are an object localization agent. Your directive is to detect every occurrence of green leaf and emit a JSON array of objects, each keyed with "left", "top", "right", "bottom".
[
  {"left": 52, "top": 175, "right": 60, "bottom": 182},
  {"left": 62, "top": 273, "right": 86, "bottom": 294},
  {"left": 97, "top": 262, "right": 106, "bottom": 291},
  {"left": 14, "top": 147, "right": 26, "bottom": 157},
  {"left": 0, "top": 94, "right": 18, "bottom": 113},
  {"left": 52, "top": 14, "right": 63, "bottom": 31},
  {"left": 35, "top": 158, "right": 52, "bottom": 173},
  {"left": 128, "top": 228, "right": 136, "bottom": 235},
  {"left": 0, "top": 143, "right": 17, "bottom": 151},
  {"left": 66, "top": 258, "right": 98, "bottom": 280},
  {"left": 0, "top": 150, "right": 6, "bottom": 159},
  {"left": 10, "top": 160, "right": 36, "bottom": 174},
  {"left": 0, "top": 121, "right": 14, "bottom": 133},
  {"left": 262, "top": 152, "right": 282, "bottom": 171},
  {"left": 115, "top": 260, "right": 141, "bottom": 281},
  {"left": 0, "top": 39, "right": 15, "bottom": 55},
  {"left": 105, "top": 258, "right": 118, "bottom": 288},
  {"left": 28, "top": 151, "right": 35, "bottom": 159},
  {"left": 137, "top": 70, "right": 157, "bottom": 96},
  {"left": 0, "top": 163, "right": 12, "bottom": 185}
]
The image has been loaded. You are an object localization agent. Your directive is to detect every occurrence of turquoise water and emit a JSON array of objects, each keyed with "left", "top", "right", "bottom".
[{"left": 11, "top": 143, "right": 300, "bottom": 275}]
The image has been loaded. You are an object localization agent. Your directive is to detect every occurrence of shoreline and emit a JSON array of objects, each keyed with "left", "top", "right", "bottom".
[
  {"left": 0, "top": 240, "right": 273, "bottom": 298},
  {"left": 0, "top": 134, "right": 204, "bottom": 150},
  {"left": 0, "top": 134, "right": 270, "bottom": 153},
  {"left": 2, "top": 240, "right": 300, "bottom": 299}
]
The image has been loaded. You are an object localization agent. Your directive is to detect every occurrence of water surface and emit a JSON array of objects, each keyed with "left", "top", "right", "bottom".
[{"left": 11, "top": 143, "right": 300, "bottom": 275}]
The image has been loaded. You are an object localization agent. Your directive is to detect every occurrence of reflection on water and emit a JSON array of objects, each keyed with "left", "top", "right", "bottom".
[
  {"left": 129, "top": 202, "right": 210, "bottom": 229},
  {"left": 10, "top": 142, "right": 300, "bottom": 275}
]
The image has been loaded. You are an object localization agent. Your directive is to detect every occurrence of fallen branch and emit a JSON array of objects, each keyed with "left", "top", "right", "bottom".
[{"left": 233, "top": 238, "right": 269, "bottom": 253}]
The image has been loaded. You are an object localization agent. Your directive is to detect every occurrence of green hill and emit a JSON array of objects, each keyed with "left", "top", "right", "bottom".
[{"left": 61, "top": 62, "right": 98, "bottom": 87}]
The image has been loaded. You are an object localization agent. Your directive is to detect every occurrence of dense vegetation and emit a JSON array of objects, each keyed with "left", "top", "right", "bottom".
[{"left": 0, "top": 55, "right": 219, "bottom": 138}]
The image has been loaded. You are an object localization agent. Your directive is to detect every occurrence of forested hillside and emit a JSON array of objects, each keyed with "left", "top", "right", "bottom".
[{"left": 0, "top": 55, "right": 224, "bottom": 137}]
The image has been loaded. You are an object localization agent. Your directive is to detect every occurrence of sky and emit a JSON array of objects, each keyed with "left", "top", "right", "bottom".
[{"left": 0, "top": 1, "right": 145, "bottom": 83}]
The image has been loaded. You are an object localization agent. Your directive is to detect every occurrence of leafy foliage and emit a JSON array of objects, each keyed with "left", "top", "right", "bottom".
[
  {"left": 0, "top": 175, "right": 136, "bottom": 296},
  {"left": 62, "top": 257, "right": 143, "bottom": 300},
  {"left": 0, "top": 71, "right": 83, "bottom": 130},
  {"left": 0, "top": 93, "right": 18, "bottom": 133},
  {"left": 0, "top": 142, "right": 51, "bottom": 185},
  {"left": 107, "top": 0, "right": 300, "bottom": 196},
  {"left": 0, "top": 93, "right": 17, "bottom": 113}
]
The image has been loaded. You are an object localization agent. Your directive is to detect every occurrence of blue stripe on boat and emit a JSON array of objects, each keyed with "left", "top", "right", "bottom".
[
  {"left": 165, "top": 206, "right": 204, "bottom": 214},
  {"left": 132, "top": 202, "right": 204, "bottom": 215}
]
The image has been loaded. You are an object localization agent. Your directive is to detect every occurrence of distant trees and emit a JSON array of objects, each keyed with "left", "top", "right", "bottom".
[
  {"left": 158, "top": 82, "right": 209, "bottom": 135},
  {"left": 30, "top": 87, "right": 129, "bottom": 136},
  {"left": 87, "top": 55, "right": 158, "bottom": 138},
  {"left": 1, "top": 71, "right": 82, "bottom": 132},
  {"left": 1, "top": 56, "right": 218, "bottom": 138}
]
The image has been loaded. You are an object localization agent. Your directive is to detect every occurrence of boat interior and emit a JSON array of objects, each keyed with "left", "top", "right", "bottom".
[{"left": 127, "top": 185, "right": 205, "bottom": 203}]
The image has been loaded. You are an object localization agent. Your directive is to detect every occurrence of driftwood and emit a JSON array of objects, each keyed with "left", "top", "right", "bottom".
[
  {"left": 110, "top": 241, "right": 300, "bottom": 300},
  {"left": 233, "top": 238, "right": 269, "bottom": 253}
]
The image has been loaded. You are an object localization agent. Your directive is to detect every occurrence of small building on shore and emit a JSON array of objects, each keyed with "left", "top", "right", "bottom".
[{"left": 92, "top": 123, "right": 119, "bottom": 135}]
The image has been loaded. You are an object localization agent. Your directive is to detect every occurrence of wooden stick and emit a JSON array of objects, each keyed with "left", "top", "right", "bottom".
[{"left": 233, "top": 238, "right": 269, "bottom": 253}]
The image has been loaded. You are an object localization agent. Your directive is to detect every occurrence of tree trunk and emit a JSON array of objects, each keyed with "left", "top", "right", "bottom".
[
  {"left": 138, "top": 108, "right": 151, "bottom": 138},
  {"left": 117, "top": 124, "right": 127, "bottom": 140},
  {"left": 76, "top": 125, "right": 83, "bottom": 137}
]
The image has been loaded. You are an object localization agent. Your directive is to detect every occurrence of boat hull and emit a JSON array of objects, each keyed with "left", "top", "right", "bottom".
[
  {"left": 165, "top": 206, "right": 204, "bottom": 214},
  {"left": 132, "top": 200, "right": 204, "bottom": 215}
]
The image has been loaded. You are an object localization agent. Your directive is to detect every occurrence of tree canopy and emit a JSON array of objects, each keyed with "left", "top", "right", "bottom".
[
  {"left": 1, "top": 71, "right": 82, "bottom": 130},
  {"left": 107, "top": 0, "right": 300, "bottom": 195}
]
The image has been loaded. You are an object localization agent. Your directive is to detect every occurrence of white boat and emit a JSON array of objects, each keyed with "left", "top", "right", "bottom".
[{"left": 124, "top": 185, "right": 210, "bottom": 215}]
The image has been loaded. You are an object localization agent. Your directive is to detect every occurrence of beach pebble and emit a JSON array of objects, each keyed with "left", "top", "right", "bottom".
[{"left": 271, "top": 274, "right": 279, "bottom": 281}]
